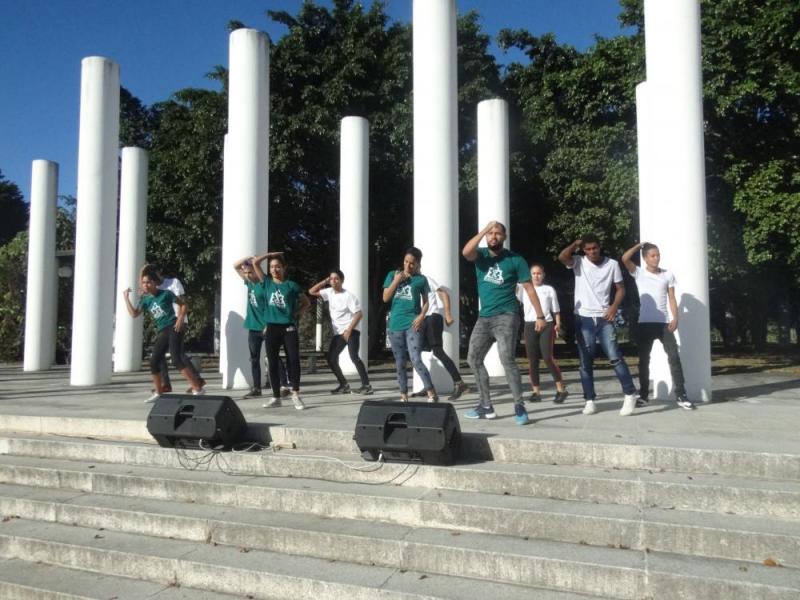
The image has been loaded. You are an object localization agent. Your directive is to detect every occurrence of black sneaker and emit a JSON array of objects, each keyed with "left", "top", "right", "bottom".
[
  {"left": 528, "top": 392, "right": 542, "bottom": 403},
  {"left": 331, "top": 384, "right": 351, "bottom": 395},
  {"left": 410, "top": 389, "right": 427, "bottom": 398},
  {"left": 356, "top": 384, "right": 374, "bottom": 395},
  {"left": 675, "top": 394, "right": 696, "bottom": 410},
  {"left": 553, "top": 390, "right": 569, "bottom": 404},
  {"left": 636, "top": 396, "right": 649, "bottom": 408},
  {"left": 448, "top": 381, "right": 468, "bottom": 401},
  {"left": 243, "top": 387, "right": 262, "bottom": 399}
]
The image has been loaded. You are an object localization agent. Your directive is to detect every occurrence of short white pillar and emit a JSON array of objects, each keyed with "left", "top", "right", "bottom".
[
  {"left": 219, "top": 29, "right": 270, "bottom": 389},
  {"left": 477, "top": 98, "right": 511, "bottom": 377},
  {"left": 113, "top": 147, "right": 148, "bottom": 372},
  {"left": 412, "top": 0, "right": 459, "bottom": 394},
  {"left": 70, "top": 57, "right": 120, "bottom": 386},
  {"left": 641, "top": 0, "right": 712, "bottom": 402},
  {"left": 339, "top": 116, "right": 370, "bottom": 375},
  {"left": 23, "top": 160, "right": 59, "bottom": 371}
]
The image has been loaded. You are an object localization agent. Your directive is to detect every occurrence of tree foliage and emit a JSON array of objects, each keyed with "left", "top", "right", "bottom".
[{"left": 0, "top": 170, "right": 28, "bottom": 246}]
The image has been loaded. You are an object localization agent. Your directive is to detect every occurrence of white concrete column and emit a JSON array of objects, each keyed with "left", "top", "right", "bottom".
[
  {"left": 641, "top": 0, "right": 712, "bottom": 402},
  {"left": 24, "top": 160, "right": 59, "bottom": 371},
  {"left": 339, "top": 116, "right": 370, "bottom": 375},
  {"left": 113, "top": 147, "right": 148, "bottom": 372},
  {"left": 477, "top": 98, "right": 511, "bottom": 377},
  {"left": 412, "top": 0, "right": 459, "bottom": 394},
  {"left": 70, "top": 57, "right": 120, "bottom": 386},
  {"left": 220, "top": 29, "right": 270, "bottom": 389}
]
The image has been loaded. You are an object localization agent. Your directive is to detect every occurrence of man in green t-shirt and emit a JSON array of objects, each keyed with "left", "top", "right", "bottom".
[{"left": 462, "top": 222, "right": 546, "bottom": 425}]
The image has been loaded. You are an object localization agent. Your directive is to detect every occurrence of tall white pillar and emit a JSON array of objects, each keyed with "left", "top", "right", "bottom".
[
  {"left": 113, "top": 147, "right": 148, "bottom": 372},
  {"left": 412, "top": 0, "right": 459, "bottom": 394},
  {"left": 24, "top": 160, "right": 59, "bottom": 371},
  {"left": 70, "top": 57, "right": 120, "bottom": 386},
  {"left": 641, "top": 0, "right": 712, "bottom": 402},
  {"left": 477, "top": 98, "right": 511, "bottom": 377},
  {"left": 220, "top": 29, "right": 270, "bottom": 389},
  {"left": 339, "top": 117, "right": 370, "bottom": 375}
]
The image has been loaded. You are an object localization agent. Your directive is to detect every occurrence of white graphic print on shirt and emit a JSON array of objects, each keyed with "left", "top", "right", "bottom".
[
  {"left": 269, "top": 289, "right": 286, "bottom": 309},
  {"left": 484, "top": 265, "right": 504, "bottom": 285},
  {"left": 395, "top": 282, "right": 413, "bottom": 301}
]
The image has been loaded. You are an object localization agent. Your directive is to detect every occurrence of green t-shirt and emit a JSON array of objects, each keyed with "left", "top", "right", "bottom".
[
  {"left": 383, "top": 271, "right": 430, "bottom": 332},
  {"left": 263, "top": 278, "right": 303, "bottom": 326},
  {"left": 243, "top": 279, "right": 269, "bottom": 331},
  {"left": 140, "top": 289, "right": 178, "bottom": 331},
  {"left": 474, "top": 247, "right": 530, "bottom": 317}
]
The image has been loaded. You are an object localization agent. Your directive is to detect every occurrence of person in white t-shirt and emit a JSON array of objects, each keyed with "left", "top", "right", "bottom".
[
  {"left": 516, "top": 264, "right": 567, "bottom": 404},
  {"left": 559, "top": 234, "right": 637, "bottom": 416},
  {"left": 621, "top": 242, "right": 695, "bottom": 410},
  {"left": 309, "top": 269, "right": 372, "bottom": 395}
]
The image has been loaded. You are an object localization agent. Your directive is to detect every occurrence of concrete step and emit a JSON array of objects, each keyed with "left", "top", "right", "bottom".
[
  {"left": 0, "top": 556, "right": 241, "bottom": 599},
  {"left": 0, "top": 519, "right": 594, "bottom": 600},
  {"left": 3, "top": 415, "right": 799, "bottom": 481},
  {"left": 2, "top": 435, "right": 799, "bottom": 522}
]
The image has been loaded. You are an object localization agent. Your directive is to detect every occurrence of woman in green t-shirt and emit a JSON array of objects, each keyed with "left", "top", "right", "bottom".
[
  {"left": 252, "top": 251, "right": 310, "bottom": 410},
  {"left": 121, "top": 264, "right": 204, "bottom": 401},
  {"left": 382, "top": 247, "right": 437, "bottom": 402}
]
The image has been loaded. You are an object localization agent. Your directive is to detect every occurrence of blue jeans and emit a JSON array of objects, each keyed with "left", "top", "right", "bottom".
[
  {"left": 575, "top": 315, "right": 636, "bottom": 400},
  {"left": 389, "top": 328, "right": 433, "bottom": 394},
  {"left": 466, "top": 312, "right": 523, "bottom": 408}
]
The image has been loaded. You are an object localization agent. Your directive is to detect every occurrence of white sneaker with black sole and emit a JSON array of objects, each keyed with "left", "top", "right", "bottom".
[
  {"left": 582, "top": 400, "right": 597, "bottom": 415},
  {"left": 263, "top": 397, "right": 281, "bottom": 408}
]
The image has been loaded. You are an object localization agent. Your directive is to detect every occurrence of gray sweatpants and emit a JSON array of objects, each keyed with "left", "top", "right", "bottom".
[{"left": 466, "top": 312, "right": 523, "bottom": 408}]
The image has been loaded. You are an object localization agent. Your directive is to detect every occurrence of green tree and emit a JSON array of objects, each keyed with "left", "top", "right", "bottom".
[{"left": 0, "top": 170, "right": 28, "bottom": 246}]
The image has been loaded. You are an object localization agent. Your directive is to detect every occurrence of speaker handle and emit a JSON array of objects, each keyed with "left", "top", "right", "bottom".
[{"left": 174, "top": 404, "right": 195, "bottom": 429}]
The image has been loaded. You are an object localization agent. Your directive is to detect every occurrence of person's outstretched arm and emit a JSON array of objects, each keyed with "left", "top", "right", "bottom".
[
  {"left": 621, "top": 242, "right": 643, "bottom": 275},
  {"left": 558, "top": 239, "right": 582, "bottom": 268},
  {"left": 308, "top": 276, "right": 330, "bottom": 297},
  {"left": 462, "top": 221, "right": 498, "bottom": 262},
  {"left": 121, "top": 288, "right": 142, "bottom": 318}
]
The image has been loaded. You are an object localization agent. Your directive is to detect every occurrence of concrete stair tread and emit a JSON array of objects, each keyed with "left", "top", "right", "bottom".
[
  {"left": 1, "top": 479, "right": 798, "bottom": 572},
  {"left": 0, "top": 556, "right": 240, "bottom": 599},
  {"left": 0, "top": 518, "right": 597, "bottom": 599}
]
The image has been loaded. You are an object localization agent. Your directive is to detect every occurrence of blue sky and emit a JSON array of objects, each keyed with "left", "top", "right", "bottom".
[{"left": 1, "top": 0, "right": 631, "bottom": 203}]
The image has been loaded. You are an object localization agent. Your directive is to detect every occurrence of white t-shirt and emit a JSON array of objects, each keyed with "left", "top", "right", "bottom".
[
  {"left": 319, "top": 287, "right": 362, "bottom": 334},
  {"left": 159, "top": 277, "right": 187, "bottom": 324},
  {"left": 424, "top": 275, "right": 444, "bottom": 317},
  {"left": 633, "top": 266, "right": 676, "bottom": 323},
  {"left": 516, "top": 284, "right": 560, "bottom": 322},
  {"left": 569, "top": 255, "right": 623, "bottom": 317}
]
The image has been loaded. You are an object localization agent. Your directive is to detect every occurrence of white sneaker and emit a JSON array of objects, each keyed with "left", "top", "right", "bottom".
[
  {"left": 620, "top": 394, "right": 636, "bottom": 416},
  {"left": 291, "top": 392, "right": 305, "bottom": 411},
  {"left": 192, "top": 388, "right": 205, "bottom": 396},
  {"left": 263, "top": 397, "right": 281, "bottom": 408},
  {"left": 582, "top": 400, "right": 597, "bottom": 415},
  {"left": 145, "top": 393, "right": 160, "bottom": 404}
]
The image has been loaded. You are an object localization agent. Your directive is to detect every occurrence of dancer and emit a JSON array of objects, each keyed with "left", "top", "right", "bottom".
[
  {"left": 309, "top": 269, "right": 372, "bottom": 395},
  {"left": 121, "top": 264, "right": 204, "bottom": 402},
  {"left": 410, "top": 268, "right": 468, "bottom": 400},
  {"left": 234, "top": 255, "right": 290, "bottom": 399},
  {"left": 462, "top": 221, "right": 546, "bottom": 425},
  {"left": 253, "top": 251, "right": 309, "bottom": 410},
  {"left": 155, "top": 270, "right": 205, "bottom": 393},
  {"left": 558, "top": 235, "right": 637, "bottom": 416},
  {"left": 383, "top": 247, "right": 437, "bottom": 402},
  {"left": 516, "top": 263, "right": 568, "bottom": 403},
  {"left": 621, "top": 242, "right": 695, "bottom": 410}
]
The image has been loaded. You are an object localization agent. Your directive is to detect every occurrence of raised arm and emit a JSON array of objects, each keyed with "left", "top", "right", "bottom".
[
  {"left": 462, "top": 221, "right": 497, "bottom": 262},
  {"left": 382, "top": 270, "right": 407, "bottom": 303},
  {"left": 252, "top": 250, "right": 284, "bottom": 281},
  {"left": 558, "top": 239, "right": 582, "bottom": 268},
  {"left": 308, "top": 276, "right": 330, "bottom": 297},
  {"left": 233, "top": 256, "right": 255, "bottom": 281},
  {"left": 121, "top": 288, "right": 142, "bottom": 318},
  {"left": 621, "top": 242, "right": 643, "bottom": 275}
]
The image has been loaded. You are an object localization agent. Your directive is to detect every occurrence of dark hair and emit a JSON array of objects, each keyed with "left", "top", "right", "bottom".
[
  {"left": 330, "top": 269, "right": 345, "bottom": 281},
  {"left": 641, "top": 242, "right": 659, "bottom": 256},
  {"left": 404, "top": 246, "right": 422, "bottom": 262},
  {"left": 140, "top": 264, "right": 161, "bottom": 284},
  {"left": 269, "top": 255, "right": 286, "bottom": 267},
  {"left": 581, "top": 234, "right": 601, "bottom": 248}
]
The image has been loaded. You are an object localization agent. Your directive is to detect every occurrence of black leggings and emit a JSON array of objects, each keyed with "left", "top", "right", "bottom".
[
  {"left": 150, "top": 325, "right": 186, "bottom": 374},
  {"left": 327, "top": 330, "right": 369, "bottom": 386},
  {"left": 264, "top": 324, "right": 301, "bottom": 397},
  {"left": 523, "top": 321, "right": 562, "bottom": 387},
  {"left": 422, "top": 314, "right": 462, "bottom": 383},
  {"left": 248, "top": 329, "right": 289, "bottom": 390}
]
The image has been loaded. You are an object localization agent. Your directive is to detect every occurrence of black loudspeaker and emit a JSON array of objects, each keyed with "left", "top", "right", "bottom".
[
  {"left": 147, "top": 394, "right": 247, "bottom": 449},
  {"left": 353, "top": 400, "right": 461, "bottom": 466}
]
